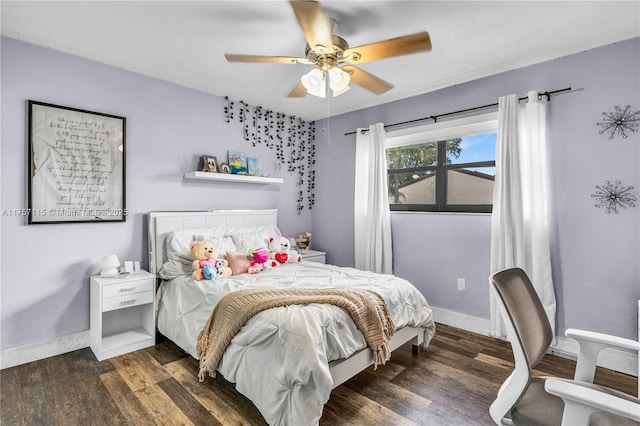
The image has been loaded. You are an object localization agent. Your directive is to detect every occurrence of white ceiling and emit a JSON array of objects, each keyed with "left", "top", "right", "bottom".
[{"left": 2, "top": 1, "right": 639, "bottom": 121}]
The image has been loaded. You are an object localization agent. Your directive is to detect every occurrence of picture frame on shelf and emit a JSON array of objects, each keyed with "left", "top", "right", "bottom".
[
  {"left": 228, "top": 150, "right": 247, "bottom": 174},
  {"left": 219, "top": 162, "right": 231, "bottom": 173},
  {"left": 247, "top": 157, "right": 263, "bottom": 176},
  {"left": 27, "top": 100, "right": 126, "bottom": 224},
  {"left": 202, "top": 155, "right": 218, "bottom": 173}
]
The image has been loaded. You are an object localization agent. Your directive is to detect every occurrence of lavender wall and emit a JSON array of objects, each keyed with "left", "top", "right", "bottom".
[
  {"left": 0, "top": 37, "right": 311, "bottom": 349},
  {"left": 2, "top": 36, "right": 638, "bottom": 351},
  {"left": 313, "top": 38, "right": 640, "bottom": 340}
]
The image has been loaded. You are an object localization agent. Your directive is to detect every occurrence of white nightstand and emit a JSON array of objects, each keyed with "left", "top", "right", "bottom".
[
  {"left": 300, "top": 249, "right": 327, "bottom": 264},
  {"left": 90, "top": 270, "right": 155, "bottom": 361}
]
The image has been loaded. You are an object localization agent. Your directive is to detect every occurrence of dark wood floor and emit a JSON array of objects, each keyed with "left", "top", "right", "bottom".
[{"left": 1, "top": 323, "right": 636, "bottom": 425}]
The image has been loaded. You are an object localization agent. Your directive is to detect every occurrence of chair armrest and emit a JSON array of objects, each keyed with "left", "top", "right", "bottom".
[
  {"left": 565, "top": 328, "right": 640, "bottom": 383},
  {"left": 566, "top": 329, "right": 640, "bottom": 352},
  {"left": 544, "top": 378, "right": 640, "bottom": 425}
]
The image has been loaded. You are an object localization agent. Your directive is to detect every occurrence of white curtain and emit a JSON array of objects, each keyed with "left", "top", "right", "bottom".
[
  {"left": 490, "top": 91, "right": 556, "bottom": 338},
  {"left": 354, "top": 123, "right": 393, "bottom": 274}
]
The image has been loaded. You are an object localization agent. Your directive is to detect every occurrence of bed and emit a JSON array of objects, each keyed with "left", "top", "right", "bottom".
[{"left": 148, "top": 209, "right": 436, "bottom": 426}]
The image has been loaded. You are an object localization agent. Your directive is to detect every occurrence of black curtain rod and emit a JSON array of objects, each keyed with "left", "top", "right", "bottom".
[{"left": 344, "top": 87, "right": 572, "bottom": 136}]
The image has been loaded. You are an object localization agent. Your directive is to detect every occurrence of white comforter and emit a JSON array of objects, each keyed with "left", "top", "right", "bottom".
[{"left": 156, "top": 261, "right": 435, "bottom": 426}]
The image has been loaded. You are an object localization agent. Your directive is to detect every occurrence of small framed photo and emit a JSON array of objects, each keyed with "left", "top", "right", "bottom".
[
  {"left": 247, "top": 157, "right": 263, "bottom": 176},
  {"left": 202, "top": 155, "right": 218, "bottom": 172},
  {"left": 219, "top": 162, "right": 231, "bottom": 173},
  {"left": 228, "top": 150, "right": 247, "bottom": 174}
]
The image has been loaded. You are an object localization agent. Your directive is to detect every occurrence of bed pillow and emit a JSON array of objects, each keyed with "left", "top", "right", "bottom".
[
  {"left": 158, "top": 228, "right": 207, "bottom": 279},
  {"left": 165, "top": 228, "right": 207, "bottom": 261},
  {"left": 226, "top": 251, "right": 254, "bottom": 276},
  {"left": 193, "top": 235, "right": 237, "bottom": 259},
  {"left": 231, "top": 231, "right": 271, "bottom": 254},
  {"left": 211, "top": 236, "right": 237, "bottom": 258}
]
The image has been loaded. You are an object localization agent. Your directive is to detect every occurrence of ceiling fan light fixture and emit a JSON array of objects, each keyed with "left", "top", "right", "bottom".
[
  {"left": 328, "top": 66, "right": 350, "bottom": 91},
  {"left": 328, "top": 66, "right": 351, "bottom": 97},
  {"left": 301, "top": 68, "right": 326, "bottom": 98}
]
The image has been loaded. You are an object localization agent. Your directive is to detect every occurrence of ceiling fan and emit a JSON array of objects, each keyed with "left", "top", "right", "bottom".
[{"left": 224, "top": 0, "right": 432, "bottom": 98}]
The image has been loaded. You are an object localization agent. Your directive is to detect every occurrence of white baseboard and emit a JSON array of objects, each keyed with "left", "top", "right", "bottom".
[
  {"left": 431, "top": 306, "right": 492, "bottom": 336},
  {"left": 432, "top": 307, "right": 638, "bottom": 377},
  {"left": 1, "top": 331, "right": 90, "bottom": 370}
]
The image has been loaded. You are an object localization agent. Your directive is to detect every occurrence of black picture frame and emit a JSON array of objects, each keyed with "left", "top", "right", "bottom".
[{"left": 28, "top": 100, "right": 127, "bottom": 224}]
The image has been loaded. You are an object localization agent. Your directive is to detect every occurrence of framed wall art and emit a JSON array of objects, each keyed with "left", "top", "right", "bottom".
[
  {"left": 247, "top": 157, "right": 263, "bottom": 176},
  {"left": 28, "top": 100, "right": 126, "bottom": 224},
  {"left": 228, "top": 150, "right": 247, "bottom": 174}
]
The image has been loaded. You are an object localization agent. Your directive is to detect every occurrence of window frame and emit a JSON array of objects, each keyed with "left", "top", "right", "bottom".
[{"left": 386, "top": 113, "right": 498, "bottom": 213}]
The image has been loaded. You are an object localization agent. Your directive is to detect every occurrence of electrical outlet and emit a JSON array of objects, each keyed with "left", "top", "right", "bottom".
[{"left": 457, "top": 278, "right": 465, "bottom": 291}]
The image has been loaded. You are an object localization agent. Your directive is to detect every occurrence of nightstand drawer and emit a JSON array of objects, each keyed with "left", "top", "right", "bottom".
[
  {"left": 300, "top": 250, "right": 327, "bottom": 264},
  {"left": 102, "top": 290, "right": 153, "bottom": 312},
  {"left": 102, "top": 278, "right": 153, "bottom": 299},
  {"left": 303, "top": 254, "right": 326, "bottom": 263}
]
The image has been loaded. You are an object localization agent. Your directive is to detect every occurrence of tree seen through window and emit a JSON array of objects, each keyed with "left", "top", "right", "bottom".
[{"left": 386, "top": 133, "right": 496, "bottom": 212}]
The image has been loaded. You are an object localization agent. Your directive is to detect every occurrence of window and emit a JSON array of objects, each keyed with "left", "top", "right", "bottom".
[{"left": 386, "top": 113, "right": 497, "bottom": 213}]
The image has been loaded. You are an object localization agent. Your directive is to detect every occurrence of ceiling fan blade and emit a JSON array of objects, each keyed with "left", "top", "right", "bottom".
[
  {"left": 287, "top": 80, "right": 307, "bottom": 98},
  {"left": 289, "top": 0, "right": 333, "bottom": 52},
  {"left": 225, "top": 53, "right": 312, "bottom": 65},
  {"left": 342, "top": 31, "right": 432, "bottom": 64},
  {"left": 342, "top": 65, "right": 393, "bottom": 95}
]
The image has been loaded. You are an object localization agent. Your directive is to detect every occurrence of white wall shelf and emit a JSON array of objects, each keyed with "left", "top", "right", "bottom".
[{"left": 184, "top": 171, "right": 283, "bottom": 184}]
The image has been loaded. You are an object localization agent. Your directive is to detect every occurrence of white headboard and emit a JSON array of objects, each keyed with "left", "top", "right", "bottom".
[{"left": 147, "top": 209, "right": 278, "bottom": 276}]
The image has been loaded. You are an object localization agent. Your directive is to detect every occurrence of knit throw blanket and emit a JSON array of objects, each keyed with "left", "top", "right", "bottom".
[{"left": 196, "top": 288, "right": 396, "bottom": 381}]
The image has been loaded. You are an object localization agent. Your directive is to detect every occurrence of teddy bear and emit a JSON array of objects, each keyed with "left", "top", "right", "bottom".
[
  {"left": 247, "top": 247, "right": 271, "bottom": 274},
  {"left": 267, "top": 236, "right": 301, "bottom": 267},
  {"left": 190, "top": 240, "right": 220, "bottom": 281},
  {"left": 190, "top": 240, "right": 217, "bottom": 280}
]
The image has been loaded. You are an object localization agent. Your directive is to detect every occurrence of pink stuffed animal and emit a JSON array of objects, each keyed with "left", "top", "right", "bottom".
[{"left": 248, "top": 247, "right": 270, "bottom": 274}]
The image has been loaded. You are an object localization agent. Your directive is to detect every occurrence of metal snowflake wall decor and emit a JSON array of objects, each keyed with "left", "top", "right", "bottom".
[
  {"left": 597, "top": 105, "right": 640, "bottom": 139},
  {"left": 591, "top": 180, "right": 637, "bottom": 214}
]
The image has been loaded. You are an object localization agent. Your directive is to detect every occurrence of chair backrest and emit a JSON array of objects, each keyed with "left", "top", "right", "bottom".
[
  {"left": 489, "top": 267, "right": 555, "bottom": 423},
  {"left": 490, "top": 267, "right": 553, "bottom": 370}
]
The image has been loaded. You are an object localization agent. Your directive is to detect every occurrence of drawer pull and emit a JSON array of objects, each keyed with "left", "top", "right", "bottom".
[
  {"left": 119, "top": 287, "right": 136, "bottom": 292},
  {"left": 102, "top": 290, "right": 152, "bottom": 312}
]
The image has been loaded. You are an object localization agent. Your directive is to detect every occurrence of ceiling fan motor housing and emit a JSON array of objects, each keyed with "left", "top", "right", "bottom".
[{"left": 305, "top": 35, "right": 350, "bottom": 68}]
